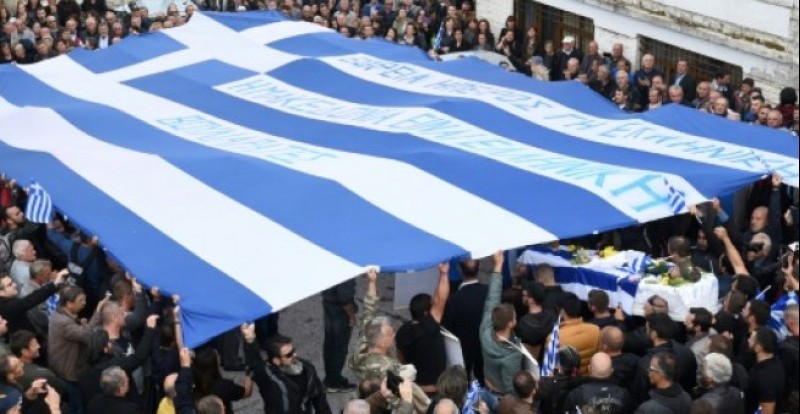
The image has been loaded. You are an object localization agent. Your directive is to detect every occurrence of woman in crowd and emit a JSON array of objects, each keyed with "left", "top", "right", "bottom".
[
  {"left": 0, "top": 42, "right": 13, "bottom": 64},
  {"left": 392, "top": 7, "right": 409, "bottom": 41},
  {"left": 477, "top": 18, "right": 494, "bottom": 48},
  {"left": 463, "top": 18, "right": 478, "bottom": 48},
  {"left": 384, "top": 26, "right": 398, "bottom": 43},
  {"left": 524, "top": 25, "right": 541, "bottom": 61},
  {"left": 191, "top": 348, "right": 253, "bottom": 414}
]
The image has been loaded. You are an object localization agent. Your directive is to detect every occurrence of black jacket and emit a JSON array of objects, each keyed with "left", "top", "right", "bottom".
[
  {"left": 0, "top": 282, "right": 58, "bottom": 336},
  {"left": 244, "top": 341, "right": 330, "bottom": 414},
  {"left": 442, "top": 282, "right": 488, "bottom": 373},
  {"left": 563, "top": 378, "right": 632, "bottom": 414},
  {"left": 633, "top": 384, "right": 691, "bottom": 414},
  {"left": 516, "top": 309, "right": 556, "bottom": 347},
  {"left": 630, "top": 341, "right": 697, "bottom": 406},
  {"left": 86, "top": 393, "right": 145, "bottom": 414},
  {"left": 539, "top": 375, "right": 582, "bottom": 414},
  {"left": 670, "top": 74, "right": 697, "bottom": 103},
  {"left": 610, "top": 353, "right": 639, "bottom": 387},
  {"left": 780, "top": 336, "right": 799, "bottom": 394},
  {"left": 697, "top": 384, "right": 744, "bottom": 414},
  {"left": 78, "top": 327, "right": 156, "bottom": 407}
]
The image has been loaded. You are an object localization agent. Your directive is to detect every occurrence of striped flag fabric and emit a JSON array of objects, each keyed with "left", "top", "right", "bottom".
[
  {"left": 623, "top": 254, "right": 654, "bottom": 275},
  {"left": 0, "top": 12, "right": 797, "bottom": 347},
  {"left": 433, "top": 19, "right": 445, "bottom": 51},
  {"left": 663, "top": 177, "right": 687, "bottom": 215},
  {"left": 767, "top": 291, "right": 797, "bottom": 340},
  {"left": 25, "top": 181, "right": 54, "bottom": 224},
  {"left": 462, "top": 380, "right": 482, "bottom": 414},
  {"left": 541, "top": 315, "right": 562, "bottom": 377},
  {"left": 755, "top": 285, "right": 771, "bottom": 301}
]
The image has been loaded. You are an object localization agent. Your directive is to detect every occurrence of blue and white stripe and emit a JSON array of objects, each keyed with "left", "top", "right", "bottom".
[
  {"left": 768, "top": 291, "right": 797, "bottom": 341},
  {"left": 542, "top": 315, "right": 561, "bottom": 377},
  {"left": 462, "top": 380, "right": 481, "bottom": 414},
  {"left": 25, "top": 182, "right": 54, "bottom": 224},
  {"left": 624, "top": 254, "right": 654, "bottom": 275},
  {"left": 1, "top": 11, "right": 797, "bottom": 346},
  {"left": 664, "top": 177, "right": 687, "bottom": 215}
]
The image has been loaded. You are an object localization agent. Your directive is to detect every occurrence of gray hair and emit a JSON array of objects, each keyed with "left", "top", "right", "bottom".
[
  {"left": 29, "top": 259, "right": 52, "bottom": 279},
  {"left": 365, "top": 316, "right": 391, "bottom": 348},
  {"left": 669, "top": 85, "right": 684, "bottom": 95},
  {"left": 704, "top": 353, "right": 732, "bottom": 385},
  {"left": 197, "top": 395, "right": 224, "bottom": 414},
  {"left": 434, "top": 399, "right": 459, "bottom": 414},
  {"left": 99, "top": 366, "right": 127, "bottom": 396},
  {"left": 344, "top": 399, "right": 371, "bottom": 414},
  {"left": 11, "top": 239, "right": 30, "bottom": 259}
]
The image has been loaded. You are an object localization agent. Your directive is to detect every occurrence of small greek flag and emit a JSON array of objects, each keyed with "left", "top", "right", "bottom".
[
  {"left": 462, "top": 380, "right": 482, "bottom": 414},
  {"left": 663, "top": 178, "right": 687, "bottom": 215},
  {"left": 46, "top": 294, "right": 59, "bottom": 317},
  {"left": 433, "top": 20, "right": 445, "bottom": 51},
  {"left": 624, "top": 254, "right": 653, "bottom": 275},
  {"left": 25, "top": 181, "right": 54, "bottom": 224},
  {"left": 755, "top": 285, "right": 772, "bottom": 301},
  {"left": 768, "top": 291, "right": 797, "bottom": 341},
  {"left": 541, "top": 315, "right": 561, "bottom": 377}
]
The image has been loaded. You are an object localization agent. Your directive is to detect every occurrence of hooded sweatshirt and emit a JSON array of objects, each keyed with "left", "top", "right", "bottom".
[{"left": 480, "top": 273, "right": 523, "bottom": 395}]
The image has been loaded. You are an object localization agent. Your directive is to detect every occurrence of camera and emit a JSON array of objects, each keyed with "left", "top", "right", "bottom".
[
  {"left": 747, "top": 242, "right": 765, "bottom": 253},
  {"left": 385, "top": 369, "right": 402, "bottom": 396}
]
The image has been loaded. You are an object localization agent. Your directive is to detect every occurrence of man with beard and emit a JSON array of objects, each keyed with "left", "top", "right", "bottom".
[{"left": 241, "top": 323, "right": 331, "bottom": 414}]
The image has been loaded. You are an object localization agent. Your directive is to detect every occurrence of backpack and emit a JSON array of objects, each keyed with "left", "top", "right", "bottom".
[{"left": 0, "top": 233, "right": 13, "bottom": 275}]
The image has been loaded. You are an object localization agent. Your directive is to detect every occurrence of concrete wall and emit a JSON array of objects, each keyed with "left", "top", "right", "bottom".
[{"left": 482, "top": 0, "right": 799, "bottom": 103}]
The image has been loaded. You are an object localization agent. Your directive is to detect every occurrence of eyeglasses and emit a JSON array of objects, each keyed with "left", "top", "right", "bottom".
[{"left": 281, "top": 349, "right": 296, "bottom": 359}]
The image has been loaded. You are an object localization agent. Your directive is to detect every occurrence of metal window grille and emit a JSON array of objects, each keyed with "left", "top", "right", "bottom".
[
  {"left": 640, "top": 36, "right": 743, "bottom": 85},
  {"left": 517, "top": 1, "right": 595, "bottom": 52}
]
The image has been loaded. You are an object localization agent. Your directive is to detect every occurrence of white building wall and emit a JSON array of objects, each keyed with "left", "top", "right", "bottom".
[
  {"left": 476, "top": 0, "right": 513, "bottom": 41},
  {"left": 481, "top": 0, "right": 800, "bottom": 103}
]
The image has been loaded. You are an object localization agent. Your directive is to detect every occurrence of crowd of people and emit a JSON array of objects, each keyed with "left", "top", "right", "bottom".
[
  {"left": 1, "top": 169, "right": 798, "bottom": 414},
  {"left": 2, "top": 0, "right": 799, "bottom": 136},
  {"left": 1, "top": 0, "right": 800, "bottom": 413}
]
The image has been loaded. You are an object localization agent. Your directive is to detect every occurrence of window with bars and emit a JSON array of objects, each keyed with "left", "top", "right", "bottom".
[
  {"left": 639, "top": 36, "right": 743, "bottom": 85},
  {"left": 515, "top": 1, "right": 595, "bottom": 52}
]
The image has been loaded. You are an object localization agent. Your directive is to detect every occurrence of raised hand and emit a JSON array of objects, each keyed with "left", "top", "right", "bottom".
[
  {"left": 493, "top": 250, "right": 504, "bottom": 272},
  {"left": 711, "top": 197, "right": 722, "bottom": 212},
  {"left": 713, "top": 226, "right": 729, "bottom": 241},
  {"left": 54, "top": 269, "right": 69, "bottom": 286},
  {"left": 179, "top": 348, "right": 193, "bottom": 368},
  {"left": 146, "top": 314, "right": 160, "bottom": 329},
  {"left": 438, "top": 261, "right": 450, "bottom": 275},
  {"left": 366, "top": 267, "right": 379, "bottom": 283}
]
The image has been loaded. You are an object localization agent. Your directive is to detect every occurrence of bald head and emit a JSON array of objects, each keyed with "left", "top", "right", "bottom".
[
  {"left": 344, "top": 399, "right": 370, "bottom": 414},
  {"left": 434, "top": 399, "right": 459, "bottom": 414},
  {"left": 589, "top": 352, "right": 613, "bottom": 379},
  {"left": 601, "top": 325, "right": 624, "bottom": 354}
]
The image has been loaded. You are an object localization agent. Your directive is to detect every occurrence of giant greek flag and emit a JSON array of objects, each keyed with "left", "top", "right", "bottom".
[{"left": 0, "top": 12, "right": 797, "bottom": 346}]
